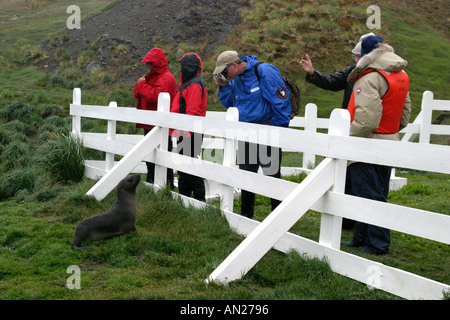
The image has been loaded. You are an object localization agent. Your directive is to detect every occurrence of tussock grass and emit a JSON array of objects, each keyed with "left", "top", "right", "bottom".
[
  {"left": 2, "top": 141, "right": 30, "bottom": 170},
  {"left": 0, "top": 102, "right": 38, "bottom": 123},
  {"left": 34, "top": 134, "right": 85, "bottom": 183},
  {"left": 37, "top": 103, "right": 65, "bottom": 119},
  {"left": 0, "top": 167, "right": 37, "bottom": 200}
]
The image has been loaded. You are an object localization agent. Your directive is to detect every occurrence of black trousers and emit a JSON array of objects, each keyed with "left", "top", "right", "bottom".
[
  {"left": 177, "top": 133, "right": 205, "bottom": 201},
  {"left": 238, "top": 141, "right": 282, "bottom": 219},
  {"left": 143, "top": 129, "right": 174, "bottom": 189},
  {"left": 347, "top": 162, "right": 392, "bottom": 254}
]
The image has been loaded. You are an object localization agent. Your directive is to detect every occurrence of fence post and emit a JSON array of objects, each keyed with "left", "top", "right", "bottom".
[
  {"left": 71, "top": 88, "right": 81, "bottom": 136},
  {"left": 207, "top": 158, "right": 335, "bottom": 284},
  {"left": 303, "top": 103, "right": 317, "bottom": 169},
  {"left": 318, "top": 108, "right": 350, "bottom": 249},
  {"left": 419, "top": 91, "right": 433, "bottom": 144},
  {"left": 105, "top": 101, "right": 117, "bottom": 171},
  {"left": 221, "top": 107, "right": 239, "bottom": 212},
  {"left": 154, "top": 92, "right": 171, "bottom": 187},
  {"left": 401, "top": 110, "right": 422, "bottom": 142}
]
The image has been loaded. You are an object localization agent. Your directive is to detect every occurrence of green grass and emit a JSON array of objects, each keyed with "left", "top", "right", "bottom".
[
  {"left": 0, "top": 170, "right": 447, "bottom": 300},
  {"left": 382, "top": 5, "right": 450, "bottom": 114},
  {"left": 0, "top": 0, "right": 118, "bottom": 55},
  {"left": 0, "top": 181, "right": 400, "bottom": 300}
]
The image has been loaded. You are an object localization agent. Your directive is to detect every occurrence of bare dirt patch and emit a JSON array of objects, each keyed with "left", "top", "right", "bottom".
[{"left": 38, "top": 0, "right": 248, "bottom": 83}]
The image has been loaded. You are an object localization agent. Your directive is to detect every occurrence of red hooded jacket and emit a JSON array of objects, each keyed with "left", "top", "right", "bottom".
[
  {"left": 170, "top": 53, "right": 207, "bottom": 137},
  {"left": 134, "top": 48, "right": 177, "bottom": 130}
]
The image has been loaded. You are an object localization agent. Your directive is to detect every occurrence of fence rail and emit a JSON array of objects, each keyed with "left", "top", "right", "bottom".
[{"left": 70, "top": 88, "right": 450, "bottom": 299}]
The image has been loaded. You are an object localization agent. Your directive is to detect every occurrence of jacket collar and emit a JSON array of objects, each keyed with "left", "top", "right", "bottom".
[{"left": 347, "top": 43, "right": 407, "bottom": 81}]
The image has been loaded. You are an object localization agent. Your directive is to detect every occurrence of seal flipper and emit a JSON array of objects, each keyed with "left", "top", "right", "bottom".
[
  {"left": 72, "top": 233, "right": 91, "bottom": 251},
  {"left": 72, "top": 244, "right": 92, "bottom": 251}
]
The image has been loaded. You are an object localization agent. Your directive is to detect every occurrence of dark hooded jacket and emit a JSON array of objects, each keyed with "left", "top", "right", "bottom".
[
  {"left": 134, "top": 48, "right": 177, "bottom": 130},
  {"left": 170, "top": 53, "right": 207, "bottom": 137}
]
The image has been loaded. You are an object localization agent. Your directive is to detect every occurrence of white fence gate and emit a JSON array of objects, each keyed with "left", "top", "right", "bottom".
[{"left": 70, "top": 88, "right": 450, "bottom": 300}]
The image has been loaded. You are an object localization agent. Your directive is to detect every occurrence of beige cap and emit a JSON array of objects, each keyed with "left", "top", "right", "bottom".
[
  {"left": 213, "top": 50, "right": 239, "bottom": 75},
  {"left": 352, "top": 32, "right": 375, "bottom": 55}
]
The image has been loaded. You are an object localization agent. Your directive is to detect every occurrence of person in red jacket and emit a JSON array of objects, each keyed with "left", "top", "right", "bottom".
[
  {"left": 170, "top": 53, "right": 207, "bottom": 201},
  {"left": 135, "top": 48, "right": 177, "bottom": 187}
]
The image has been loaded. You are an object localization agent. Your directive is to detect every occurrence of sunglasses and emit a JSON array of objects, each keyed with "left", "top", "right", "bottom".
[{"left": 221, "top": 63, "right": 232, "bottom": 76}]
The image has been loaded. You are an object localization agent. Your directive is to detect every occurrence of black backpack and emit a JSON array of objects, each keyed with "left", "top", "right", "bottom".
[{"left": 254, "top": 62, "right": 301, "bottom": 119}]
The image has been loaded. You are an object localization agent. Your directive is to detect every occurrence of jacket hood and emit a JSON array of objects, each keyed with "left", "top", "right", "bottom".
[
  {"left": 179, "top": 53, "right": 202, "bottom": 83},
  {"left": 142, "top": 48, "right": 169, "bottom": 71},
  {"left": 348, "top": 43, "right": 408, "bottom": 81},
  {"left": 241, "top": 55, "right": 258, "bottom": 70}
]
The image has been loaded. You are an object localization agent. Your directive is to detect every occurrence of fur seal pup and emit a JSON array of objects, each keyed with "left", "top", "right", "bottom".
[{"left": 72, "top": 174, "right": 140, "bottom": 251}]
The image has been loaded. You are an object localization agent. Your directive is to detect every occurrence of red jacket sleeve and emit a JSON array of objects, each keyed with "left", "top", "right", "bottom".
[{"left": 135, "top": 78, "right": 171, "bottom": 105}]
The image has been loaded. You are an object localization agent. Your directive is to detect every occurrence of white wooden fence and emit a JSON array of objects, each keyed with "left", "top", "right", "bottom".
[
  {"left": 400, "top": 90, "right": 450, "bottom": 143},
  {"left": 70, "top": 88, "right": 450, "bottom": 300}
]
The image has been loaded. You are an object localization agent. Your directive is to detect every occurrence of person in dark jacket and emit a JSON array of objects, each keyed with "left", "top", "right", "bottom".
[
  {"left": 300, "top": 33, "right": 375, "bottom": 109},
  {"left": 170, "top": 53, "right": 207, "bottom": 201},
  {"left": 135, "top": 48, "right": 176, "bottom": 187},
  {"left": 300, "top": 33, "right": 375, "bottom": 230}
]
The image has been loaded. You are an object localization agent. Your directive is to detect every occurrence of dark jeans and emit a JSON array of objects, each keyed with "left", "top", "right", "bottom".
[
  {"left": 343, "top": 171, "right": 356, "bottom": 230},
  {"left": 347, "top": 162, "right": 392, "bottom": 254},
  {"left": 144, "top": 129, "right": 174, "bottom": 189},
  {"left": 177, "top": 133, "right": 205, "bottom": 201},
  {"left": 238, "top": 141, "right": 282, "bottom": 219}
]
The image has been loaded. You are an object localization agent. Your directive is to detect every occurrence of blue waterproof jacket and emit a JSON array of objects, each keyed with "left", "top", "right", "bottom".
[{"left": 218, "top": 55, "right": 291, "bottom": 127}]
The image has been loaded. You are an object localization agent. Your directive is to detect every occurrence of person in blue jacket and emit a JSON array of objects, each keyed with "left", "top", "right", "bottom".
[{"left": 213, "top": 50, "right": 291, "bottom": 219}]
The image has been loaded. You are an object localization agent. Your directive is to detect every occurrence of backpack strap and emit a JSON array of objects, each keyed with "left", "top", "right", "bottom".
[
  {"left": 254, "top": 61, "right": 301, "bottom": 120},
  {"left": 254, "top": 61, "right": 264, "bottom": 82}
]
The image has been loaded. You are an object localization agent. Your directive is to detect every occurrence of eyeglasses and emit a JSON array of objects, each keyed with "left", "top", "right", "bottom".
[
  {"left": 221, "top": 63, "right": 232, "bottom": 76},
  {"left": 352, "top": 54, "right": 361, "bottom": 60}
]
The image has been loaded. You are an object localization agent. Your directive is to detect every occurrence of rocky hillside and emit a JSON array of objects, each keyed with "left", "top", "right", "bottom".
[
  {"left": 39, "top": 0, "right": 248, "bottom": 83},
  {"left": 38, "top": 0, "right": 449, "bottom": 82}
]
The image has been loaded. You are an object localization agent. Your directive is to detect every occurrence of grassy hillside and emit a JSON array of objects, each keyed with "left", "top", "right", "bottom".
[
  {"left": 0, "top": 0, "right": 448, "bottom": 300},
  {"left": 224, "top": 0, "right": 449, "bottom": 117},
  {"left": 0, "top": 0, "right": 117, "bottom": 53},
  {"left": 0, "top": 0, "right": 448, "bottom": 115}
]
